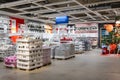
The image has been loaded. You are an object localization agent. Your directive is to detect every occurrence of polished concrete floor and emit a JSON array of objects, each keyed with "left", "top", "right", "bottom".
[{"left": 1, "top": 49, "right": 120, "bottom": 80}]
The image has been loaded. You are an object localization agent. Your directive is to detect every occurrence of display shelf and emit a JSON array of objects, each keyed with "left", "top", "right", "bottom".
[
  {"left": 74, "top": 40, "right": 85, "bottom": 53},
  {"left": 0, "top": 45, "right": 16, "bottom": 61}
]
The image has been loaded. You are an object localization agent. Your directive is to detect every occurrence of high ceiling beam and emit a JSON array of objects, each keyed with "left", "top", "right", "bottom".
[
  {"left": 0, "top": 11, "right": 54, "bottom": 23},
  {"left": 85, "top": 0, "right": 120, "bottom": 6},
  {"left": 0, "top": 0, "right": 44, "bottom": 8},
  {"left": 70, "top": 20, "right": 115, "bottom": 24},
  {"left": 73, "top": 0, "right": 107, "bottom": 21},
  {"left": 85, "top": 13, "right": 96, "bottom": 20},
  {"left": 43, "top": 0, "right": 74, "bottom": 7},
  {"left": 33, "top": 2, "right": 83, "bottom": 21}
]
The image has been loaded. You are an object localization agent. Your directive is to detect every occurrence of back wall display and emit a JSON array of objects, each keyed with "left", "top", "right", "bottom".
[
  {"left": 10, "top": 17, "right": 24, "bottom": 44},
  {"left": 0, "top": 16, "right": 10, "bottom": 33},
  {"left": 98, "top": 23, "right": 114, "bottom": 47},
  {"left": 75, "top": 23, "right": 98, "bottom": 37}
]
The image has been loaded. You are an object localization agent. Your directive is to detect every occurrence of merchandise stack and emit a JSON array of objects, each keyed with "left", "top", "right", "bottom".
[
  {"left": 42, "top": 46, "right": 51, "bottom": 65},
  {"left": 55, "top": 43, "right": 75, "bottom": 59},
  {"left": 74, "top": 41, "right": 85, "bottom": 53},
  {"left": 16, "top": 36, "right": 43, "bottom": 70},
  {"left": 0, "top": 45, "right": 16, "bottom": 61},
  {"left": 4, "top": 55, "right": 17, "bottom": 68},
  {"left": 50, "top": 45, "right": 59, "bottom": 59},
  {"left": 74, "top": 37, "right": 85, "bottom": 53}
]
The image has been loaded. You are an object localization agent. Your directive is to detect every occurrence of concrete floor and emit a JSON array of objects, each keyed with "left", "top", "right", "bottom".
[{"left": 1, "top": 49, "right": 120, "bottom": 80}]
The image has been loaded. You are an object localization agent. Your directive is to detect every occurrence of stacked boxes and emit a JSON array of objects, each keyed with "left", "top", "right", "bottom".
[
  {"left": 42, "top": 46, "right": 51, "bottom": 65},
  {"left": 16, "top": 36, "right": 43, "bottom": 70}
]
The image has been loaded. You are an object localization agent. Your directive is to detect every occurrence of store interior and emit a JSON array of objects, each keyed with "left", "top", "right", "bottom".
[{"left": 0, "top": 0, "right": 120, "bottom": 80}]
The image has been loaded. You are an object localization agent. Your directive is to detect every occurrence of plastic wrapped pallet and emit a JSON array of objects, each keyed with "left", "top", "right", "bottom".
[
  {"left": 50, "top": 45, "right": 59, "bottom": 58},
  {"left": 55, "top": 43, "right": 75, "bottom": 59},
  {"left": 42, "top": 46, "right": 51, "bottom": 65}
]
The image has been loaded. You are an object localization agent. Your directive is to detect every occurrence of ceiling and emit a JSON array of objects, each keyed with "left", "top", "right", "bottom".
[{"left": 0, "top": 0, "right": 120, "bottom": 24}]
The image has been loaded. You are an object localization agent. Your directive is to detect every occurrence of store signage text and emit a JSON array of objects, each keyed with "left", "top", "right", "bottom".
[{"left": 75, "top": 23, "right": 98, "bottom": 33}]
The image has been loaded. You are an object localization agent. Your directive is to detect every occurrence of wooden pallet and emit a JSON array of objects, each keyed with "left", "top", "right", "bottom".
[
  {"left": 43, "top": 62, "right": 51, "bottom": 66},
  {"left": 5, "top": 66, "right": 16, "bottom": 69},
  {"left": 17, "top": 66, "right": 42, "bottom": 71},
  {"left": 56, "top": 55, "right": 75, "bottom": 60},
  {"left": 0, "top": 58, "right": 3, "bottom": 62}
]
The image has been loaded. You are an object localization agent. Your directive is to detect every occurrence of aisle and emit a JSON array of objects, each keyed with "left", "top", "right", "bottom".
[
  {"left": 0, "top": 49, "right": 120, "bottom": 80},
  {"left": 83, "top": 48, "right": 101, "bottom": 55}
]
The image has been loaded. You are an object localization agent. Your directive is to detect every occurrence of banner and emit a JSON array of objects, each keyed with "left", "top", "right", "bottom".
[
  {"left": 75, "top": 23, "right": 98, "bottom": 37},
  {"left": 11, "top": 19, "right": 16, "bottom": 33}
]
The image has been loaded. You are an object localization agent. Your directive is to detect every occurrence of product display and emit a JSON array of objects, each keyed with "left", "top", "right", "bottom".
[
  {"left": 4, "top": 55, "right": 17, "bottom": 68},
  {"left": 55, "top": 43, "right": 75, "bottom": 59},
  {"left": 50, "top": 45, "right": 59, "bottom": 59},
  {"left": 0, "top": 44, "right": 16, "bottom": 60},
  {"left": 16, "top": 36, "right": 43, "bottom": 70},
  {"left": 42, "top": 46, "right": 51, "bottom": 65},
  {"left": 27, "top": 22, "right": 45, "bottom": 33},
  {"left": 67, "top": 24, "right": 76, "bottom": 34},
  {"left": 0, "top": 0, "right": 119, "bottom": 79},
  {"left": 0, "top": 16, "right": 10, "bottom": 34},
  {"left": 74, "top": 38, "right": 85, "bottom": 53}
]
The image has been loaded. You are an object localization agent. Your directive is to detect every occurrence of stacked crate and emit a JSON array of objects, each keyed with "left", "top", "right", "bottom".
[
  {"left": 16, "top": 36, "right": 43, "bottom": 70},
  {"left": 42, "top": 46, "right": 51, "bottom": 65}
]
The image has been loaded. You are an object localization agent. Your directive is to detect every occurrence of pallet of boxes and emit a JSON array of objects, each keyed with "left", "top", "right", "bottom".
[
  {"left": 53, "top": 37, "right": 75, "bottom": 60},
  {"left": 42, "top": 46, "right": 51, "bottom": 66},
  {"left": 55, "top": 43, "right": 75, "bottom": 60},
  {"left": 74, "top": 40, "right": 85, "bottom": 54},
  {"left": 16, "top": 35, "right": 51, "bottom": 71}
]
